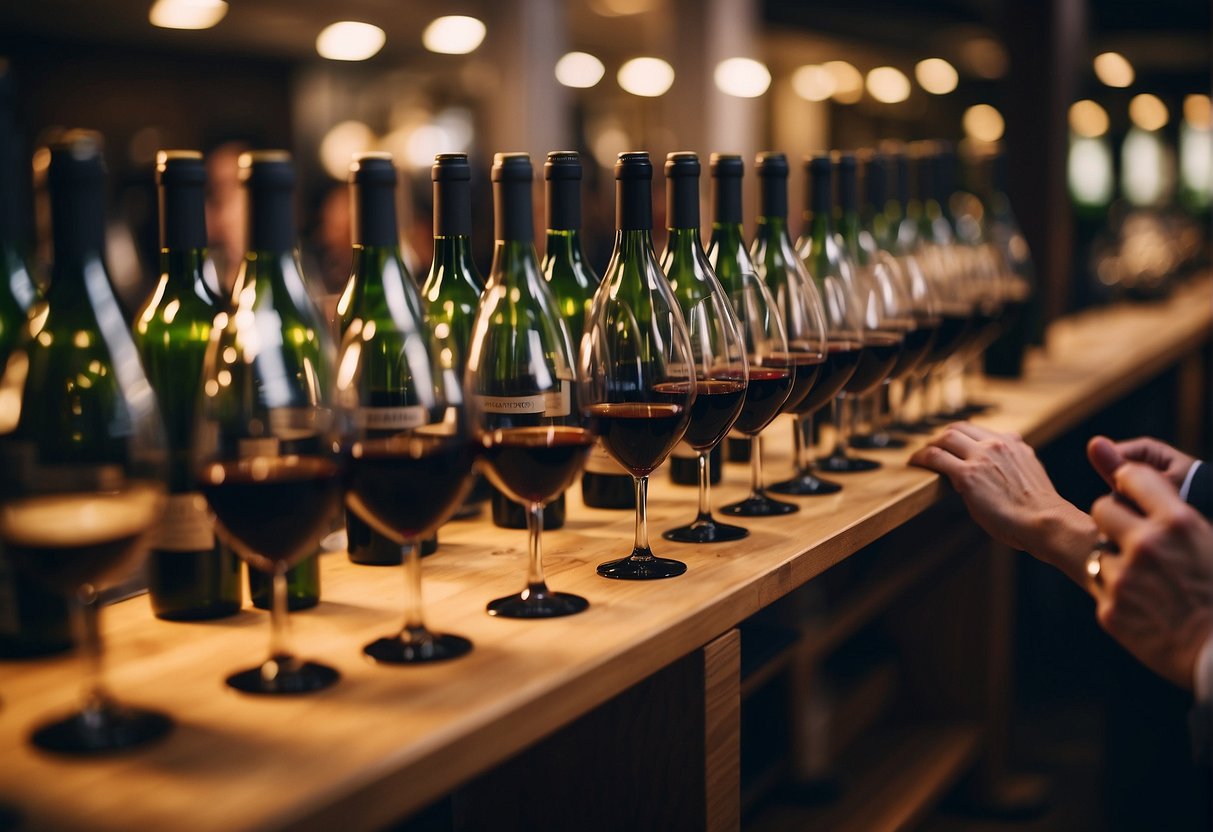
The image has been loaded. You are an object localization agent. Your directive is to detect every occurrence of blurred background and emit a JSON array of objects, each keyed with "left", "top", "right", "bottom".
[{"left": 0, "top": 0, "right": 1208, "bottom": 327}]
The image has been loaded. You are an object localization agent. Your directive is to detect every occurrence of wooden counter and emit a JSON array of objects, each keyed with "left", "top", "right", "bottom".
[{"left": 1, "top": 278, "right": 1209, "bottom": 832}]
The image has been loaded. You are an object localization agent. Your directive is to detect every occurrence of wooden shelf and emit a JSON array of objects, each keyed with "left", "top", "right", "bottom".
[
  {"left": 746, "top": 721, "right": 984, "bottom": 832},
  {"left": 0, "top": 278, "right": 1208, "bottom": 831}
]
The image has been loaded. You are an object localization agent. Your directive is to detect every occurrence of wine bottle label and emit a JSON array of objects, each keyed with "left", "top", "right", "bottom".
[
  {"left": 357, "top": 406, "right": 428, "bottom": 431},
  {"left": 542, "top": 383, "right": 571, "bottom": 417},
  {"left": 584, "top": 440, "right": 628, "bottom": 475},
  {"left": 671, "top": 440, "right": 698, "bottom": 460},
  {"left": 478, "top": 394, "right": 547, "bottom": 414},
  {"left": 152, "top": 492, "right": 216, "bottom": 552}
]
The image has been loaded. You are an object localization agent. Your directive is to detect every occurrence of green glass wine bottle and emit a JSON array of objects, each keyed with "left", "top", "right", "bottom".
[
  {"left": 233, "top": 151, "right": 323, "bottom": 612},
  {"left": 335, "top": 152, "right": 437, "bottom": 564},
  {"left": 422, "top": 152, "right": 489, "bottom": 515},
  {"left": 0, "top": 70, "right": 72, "bottom": 657},
  {"left": 133, "top": 151, "right": 241, "bottom": 620}
]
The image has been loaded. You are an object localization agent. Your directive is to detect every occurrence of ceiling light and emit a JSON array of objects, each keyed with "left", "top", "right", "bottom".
[
  {"left": 1128, "top": 93, "right": 1168, "bottom": 132},
  {"left": 791, "top": 65, "right": 835, "bottom": 102},
  {"left": 915, "top": 58, "right": 958, "bottom": 95},
  {"left": 422, "top": 15, "right": 486, "bottom": 55},
  {"left": 316, "top": 21, "right": 385, "bottom": 61},
  {"left": 617, "top": 57, "right": 675, "bottom": 98},
  {"left": 866, "top": 67, "right": 911, "bottom": 104},
  {"left": 958, "top": 37, "right": 1008, "bottom": 80},
  {"left": 149, "top": 0, "right": 228, "bottom": 31},
  {"left": 1069, "top": 100, "right": 1109, "bottom": 139},
  {"left": 319, "top": 121, "right": 377, "bottom": 180},
  {"left": 1093, "top": 52, "right": 1134, "bottom": 89},
  {"left": 714, "top": 57, "right": 771, "bottom": 98},
  {"left": 823, "top": 61, "right": 863, "bottom": 104},
  {"left": 963, "top": 104, "right": 1005, "bottom": 143},
  {"left": 555, "top": 52, "right": 606, "bottom": 89}
]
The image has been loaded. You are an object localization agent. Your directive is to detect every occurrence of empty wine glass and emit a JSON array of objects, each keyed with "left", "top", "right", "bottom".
[
  {"left": 0, "top": 131, "right": 171, "bottom": 752},
  {"left": 337, "top": 153, "right": 476, "bottom": 661},
  {"left": 582, "top": 152, "right": 696, "bottom": 580},
  {"left": 467, "top": 153, "right": 593, "bottom": 617},
  {"left": 195, "top": 151, "right": 343, "bottom": 693}
]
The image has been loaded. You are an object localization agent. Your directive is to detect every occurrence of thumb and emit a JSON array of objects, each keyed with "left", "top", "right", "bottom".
[{"left": 1088, "top": 435, "right": 1124, "bottom": 490}]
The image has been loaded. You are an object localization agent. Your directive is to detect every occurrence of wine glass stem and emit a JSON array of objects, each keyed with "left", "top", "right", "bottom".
[
  {"left": 400, "top": 543, "right": 426, "bottom": 634},
  {"left": 526, "top": 502, "right": 549, "bottom": 593},
  {"left": 74, "top": 587, "right": 109, "bottom": 718},
  {"left": 830, "top": 397, "right": 849, "bottom": 457},
  {"left": 269, "top": 567, "right": 293, "bottom": 662},
  {"left": 750, "top": 434, "right": 765, "bottom": 496},
  {"left": 792, "top": 416, "right": 805, "bottom": 474},
  {"left": 632, "top": 476, "right": 651, "bottom": 557},
  {"left": 696, "top": 451, "right": 712, "bottom": 521}
]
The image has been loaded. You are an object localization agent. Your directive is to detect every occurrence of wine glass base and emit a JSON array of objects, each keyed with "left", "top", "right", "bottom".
[
  {"left": 597, "top": 554, "right": 687, "bottom": 580},
  {"left": 769, "top": 472, "right": 843, "bottom": 495},
  {"left": 817, "top": 454, "right": 882, "bottom": 473},
  {"left": 487, "top": 590, "right": 589, "bottom": 618},
  {"left": 30, "top": 703, "right": 173, "bottom": 754},
  {"left": 849, "top": 432, "right": 908, "bottom": 450},
  {"left": 363, "top": 633, "right": 472, "bottom": 664},
  {"left": 662, "top": 517, "right": 749, "bottom": 543},
  {"left": 720, "top": 494, "right": 799, "bottom": 516},
  {"left": 226, "top": 661, "right": 340, "bottom": 694}
]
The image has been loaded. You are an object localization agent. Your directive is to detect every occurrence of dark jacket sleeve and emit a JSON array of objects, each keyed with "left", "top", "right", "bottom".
[{"left": 1188, "top": 462, "right": 1212, "bottom": 520}]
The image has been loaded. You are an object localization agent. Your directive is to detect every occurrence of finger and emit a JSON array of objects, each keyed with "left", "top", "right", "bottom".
[
  {"left": 933, "top": 428, "right": 981, "bottom": 460},
  {"left": 1113, "top": 462, "right": 1185, "bottom": 517},
  {"left": 947, "top": 422, "right": 1000, "bottom": 441},
  {"left": 1113, "top": 437, "right": 1173, "bottom": 472},
  {"left": 1091, "top": 492, "right": 1144, "bottom": 543},
  {"left": 909, "top": 444, "right": 966, "bottom": 480},
  {"left": 1087, "top": 436, "right": 1124, "bottom": 489}
]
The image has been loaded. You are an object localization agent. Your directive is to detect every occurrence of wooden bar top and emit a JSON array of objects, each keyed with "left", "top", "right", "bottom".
[{"left": 1, "top": 278, "right": 1209, "bottom": 831}]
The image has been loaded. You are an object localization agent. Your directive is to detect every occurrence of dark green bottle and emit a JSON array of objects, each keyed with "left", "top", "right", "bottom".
[
  {"left": 0, "top": 68, "right": 70, "bottom": 657},
  {"left": 232, "top": 151, "right": 324, "bottom": 612},
  {"left": 336, "top": 152, "right": 437, "bottom": 563},
  {"left": 422, "top": 153, "right": 489, "bottom": 511},
  {"left": 133, "top": 151, "right": 241, "bottom": 620}
]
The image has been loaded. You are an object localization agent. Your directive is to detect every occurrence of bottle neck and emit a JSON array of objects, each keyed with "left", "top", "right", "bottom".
[
  {"left": 247, "top": 186, "right": 294, "bottom": 253},
  {"left": 708, "top": 221, "right": 745, "bottom": 254},
  {"left": 160, "top": 248, "right": 212, "bottom": 297},
  {"left": 667, "top": 175, "right": 699, "bottom": 230},
  {"left": 353, "top": 182, "right": 398, "bottom": 248},
  {"left": 429, "top": 235, "right": 484, "bottom": 291},
  {"left": 50, "top": 176, "right": 107, "bottom": 268},
  {"left": 616, "top": 178, "right": 652, "bottom": 232},
  {"left": 433, "top": 178, "right": 472, "bottom": 238},
  {"left": 666, "top": 225, "right": 703, "bottom": 255},
  {"left": 613, "top": 227, "right": 656, "bottom": 259},
  {"left": 755, "top": 213, "right": 789, "bottom": 241},
  {"left": 712, "top": 176, "right": 743, "bottom": 227},
  {"left": 546, "top": 178, "right": 580, "bottom": 231},
  {"left": 494, "top": 179, "right": 533, "bottom": 246},
  {"left": 545, "top": 228, "right": 585, "bottom": 263},
  {"left": 759, "top": 178, "right": 788, "bottom": 222},
  {"left": 838, "top": 210, "right": 862, "bottom": 254}
]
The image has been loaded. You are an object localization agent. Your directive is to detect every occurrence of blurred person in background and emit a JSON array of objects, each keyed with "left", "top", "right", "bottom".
[{"left": 204, "top": 140, "right": 247, "bottom": 296}]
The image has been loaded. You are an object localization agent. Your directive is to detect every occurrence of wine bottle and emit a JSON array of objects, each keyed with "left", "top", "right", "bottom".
[
  {"left": 229, "top": 150, "right": 325, "bottom": 611},
  {"left": 982, "top": 149, "right": 1036, "bottom": 377},
  {"left": 133, "top": 151, "right": 241, "bottom": 620},
  {"left": 704, "top": 154, "right": 754, "bottom": 469},
  {"left": 422, "top": 152, "right": 488, "bottom": 512},
  {"left": 0, "top": 70, "right": 72, "bottom": 657},
  {"left": 490, "top": 150, "right": 597, "bottom": 530},
  {"left": 335, "top": 152, "right": 438, "bottom": 564}
]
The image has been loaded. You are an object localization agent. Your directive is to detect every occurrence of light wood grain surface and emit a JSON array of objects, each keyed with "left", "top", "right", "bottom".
[{"left": 0, "top": 278, "right": 1208, "bottom": 831}]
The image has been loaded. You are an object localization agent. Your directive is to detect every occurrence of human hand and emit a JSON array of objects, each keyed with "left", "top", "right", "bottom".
[
  {"left": 1087, "top": 435, "right": 1198, "bottom": 493},
  {"left": 910, "top": 423, "right": 1098, "bottom": 581},
  {"left": 1089, "top": 463, "right": 1213, "bottom": 690}
]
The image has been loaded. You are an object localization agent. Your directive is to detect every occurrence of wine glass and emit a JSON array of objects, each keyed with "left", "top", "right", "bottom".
[
  {"left": 582, "top": 151, "right": 696, "bottom": 580},
  {"left": 0, "top": 132, "right": 171, "bottom": 752},
  {"left": 467, "top": 152, "right": 592, "bottom": 617},
  {"left": 659, "top": 152, "right": 749, "bottom": 544},
  {"left": 337, "top": 154, "right": 476, "bottom": 660},
  {"left": 195, "top": 152, "right": 343, "bottom": 694}
]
